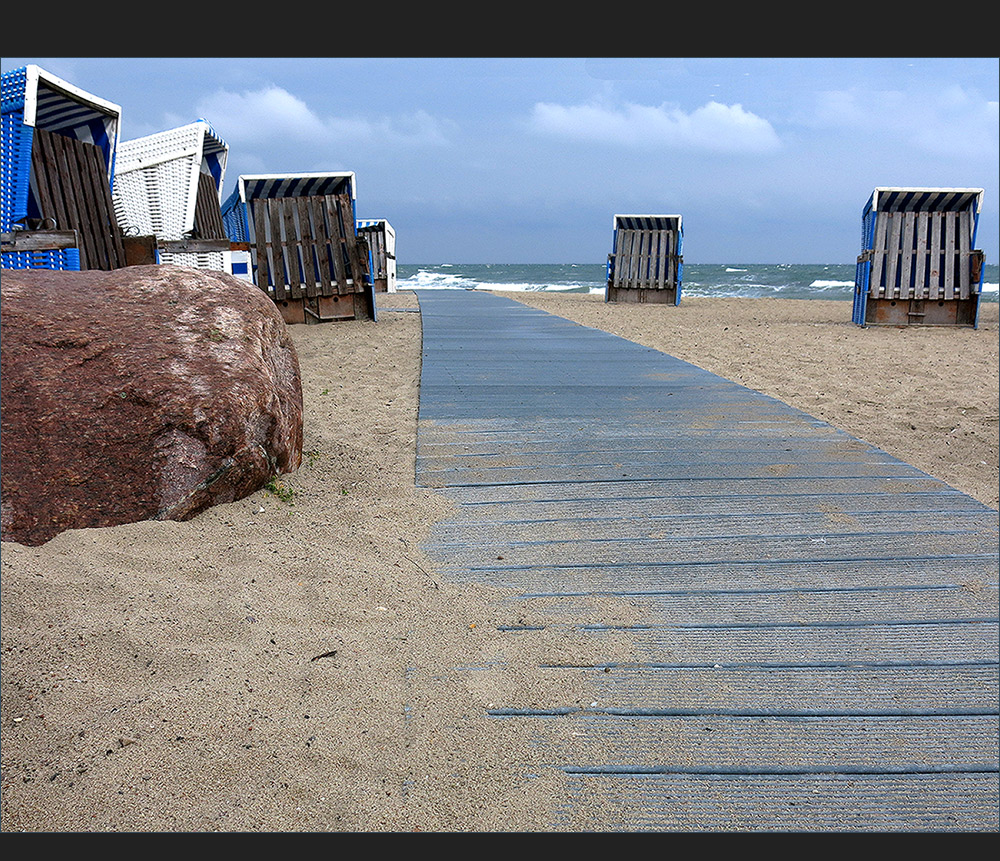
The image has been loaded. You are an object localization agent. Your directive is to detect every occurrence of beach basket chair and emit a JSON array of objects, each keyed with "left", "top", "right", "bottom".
[
  {"left": 112, "top": 119, "right": 233, "bottom": 273},
  {"left": 853, "top": 187, "right": 986, "bottom": 328},
  {"left": 221, "top": 172, "right": 374, "bottom": 324},
  {"left": 1, "top": 64, "right": 125, "bottom": 271},
  {"left": 355, "top": 218, "right": 396, "bottom": 293},
  {"left": 606, "top": 214, "right": 683, "bottom": 304}
]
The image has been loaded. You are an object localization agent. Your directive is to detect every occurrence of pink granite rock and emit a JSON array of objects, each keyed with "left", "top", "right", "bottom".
[{"left": 1, "top": 264, "right": 303, "bottom": 546}]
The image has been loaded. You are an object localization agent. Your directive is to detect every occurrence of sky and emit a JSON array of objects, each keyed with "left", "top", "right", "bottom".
[{"left": 2, "top": 56, "right": 997, "bottom": 265}]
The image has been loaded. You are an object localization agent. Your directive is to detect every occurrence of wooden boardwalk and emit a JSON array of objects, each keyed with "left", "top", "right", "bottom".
[{"left": 413, "top": 288, "right": 999, "bottom": 831}]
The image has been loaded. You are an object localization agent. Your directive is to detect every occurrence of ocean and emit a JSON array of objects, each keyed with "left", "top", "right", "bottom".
[{"left": 397, "top": 262, "right": 1000, "bottom": 302}]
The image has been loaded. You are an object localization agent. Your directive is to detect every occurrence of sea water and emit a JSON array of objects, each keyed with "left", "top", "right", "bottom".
[{"left": 398, "top": 262, "right": 1000, "bottom": 302}]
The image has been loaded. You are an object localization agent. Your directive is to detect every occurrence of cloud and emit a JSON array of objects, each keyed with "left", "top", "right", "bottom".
[
  {"left": 805, "top": 85, "right": 999, "bottom": 160},
  {"left": 194, "top": 85, "right": 453, "bottom": 148},
  {"left": 529, "top": 99, "right": 781, "bottom": 153},
  {"left": 196, "top": 86, "right": 326, "bottom": 144},
  {"left": 910, "top": 86, "right": 999, "bottom": 159},
  {"left": 328, "top": 109, "right": 454, "bottom": 147}
]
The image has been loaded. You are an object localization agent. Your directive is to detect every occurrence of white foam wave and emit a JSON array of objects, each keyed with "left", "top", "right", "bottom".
[
  {"left": 397, "top": 269, "right": 601, "bottom": 294},
  {"left": 396, "top": 268, "right": 477, "bottom": 289},
  {"left": 476, "top": 281, "right": 597, "bottom": 294}
]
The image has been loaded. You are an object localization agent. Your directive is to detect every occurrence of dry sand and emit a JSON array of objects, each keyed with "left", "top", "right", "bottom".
[{"left": 2, "top": 289, "right": 997, "bottom": 832}]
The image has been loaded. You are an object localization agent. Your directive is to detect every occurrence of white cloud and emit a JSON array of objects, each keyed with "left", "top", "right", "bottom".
[
  {"left": 196, "top": 86, "right": 326, "bottom": 144},
  {"left": 194, "top": 86, "right": 452, "bottom": 148},
  {"left": 529, "top": 99, "right": 781, "bottom": 153},
  {"left": 910, "top": 86, "right": 999, "bottom": 159},
  {"left": 331, "top": 109, "right": 454, "bottom": 147},
  {"left": 804, "top": 86, "right": 999, "bottom": 160}
]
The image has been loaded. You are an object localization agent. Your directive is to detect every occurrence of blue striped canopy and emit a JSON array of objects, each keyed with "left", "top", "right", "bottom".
[
  {"left": 613, "top": 214, "right": 682, "bottom": 232},
  {"left": 866, "top": 187, "right": 983, "bottom": 215},
  {"left": 1, "top": 65, "right": 121, "bottom": 174}
]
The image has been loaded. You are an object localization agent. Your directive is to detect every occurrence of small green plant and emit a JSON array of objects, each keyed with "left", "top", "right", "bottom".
[{"left": 265, "top": 478, "right": 296, "bottom": 504}]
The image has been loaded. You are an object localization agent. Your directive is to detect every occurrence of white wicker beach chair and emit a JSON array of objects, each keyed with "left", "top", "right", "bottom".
[{"left": 112, "top": 119, "right": 231, "bottom": 272}]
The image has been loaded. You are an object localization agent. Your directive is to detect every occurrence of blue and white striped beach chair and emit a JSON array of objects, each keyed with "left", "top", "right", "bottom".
[
  {"left": 355, "top": 218, "right": 396, "bottom": 293},
  {"left": 221, "top": 172, "right": 375, "bottom": 323},
  {"left": 853, "top": 187, "right": 986, "bottom": 328},
  {"left": 1, "top": 64, "right": 123, "bottom": 271},
  {"left": 606, "top": 214, "right": 683, "bottom": 305}
]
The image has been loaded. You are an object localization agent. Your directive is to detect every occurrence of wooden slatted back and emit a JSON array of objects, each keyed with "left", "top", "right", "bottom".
[
  {"left": 867, "top": 210, "right": 973, "bottom": 301},
  {"left": 357, "top": 223, "right": 390, "bottom": 287},
  {"left": 251, "top": 192, "right": 365, "bottom": 301},
  {"left": 30, "top": 127, "right": 126, "bottom": 270},
  {"left": 612, "top": 228, "right": 677, "bottom": 291},
  {"left": 192, "top": 171, "right": 227, "bottom": 240}
]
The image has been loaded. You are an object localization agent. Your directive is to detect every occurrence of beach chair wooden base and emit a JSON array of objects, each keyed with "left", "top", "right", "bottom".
[
  {"left": 606, "top": 285, "right": 679, "bottom": 305},
  {"left": 272, "top": 292, "right": 374, "bottom": 326},
  {"left": 862, "top": 296, "right": 979, "bottom": 327},
  {"left": 121, "top": 235, "right": 158, "bottom": 266}
]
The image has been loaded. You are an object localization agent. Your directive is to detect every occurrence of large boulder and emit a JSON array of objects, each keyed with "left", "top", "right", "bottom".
[{"left": 1, "top": 265, "right": 303, "bottom": 546}]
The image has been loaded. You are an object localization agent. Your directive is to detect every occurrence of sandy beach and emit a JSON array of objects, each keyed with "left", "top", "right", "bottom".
[{"left": 2, "top": 289, "right": 997, "bottom": 832}]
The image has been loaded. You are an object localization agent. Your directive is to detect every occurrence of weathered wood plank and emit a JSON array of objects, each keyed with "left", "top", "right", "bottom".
[
  {"left": 58, "top": 130, "right": 99, "bottom": 268},
  {"left": 309, "top": 196, "right": 333, "bottom": 292},
  {"left": 928, "top": 213, "right": 942, "bottom": 300},
  {"left": 885, "top": 212, "right": 902, "bottom": 298},
  {"left": 621, "top": 232, "right": 633, "bottom": 289},
  {"left": 627, "top": 231, "right": 640, "bottom": 289},
  {"left": 33, "top": 129, "right": 83, "bottom": 264},
  {"left": 616, "top": 231, "right": 629, "bottom": 290},
  {"left": 295, "top": 196, "right": 318, "bottom": 298},
  {"left": 661, "top": 230, "right": 678, "bottom": 288},
  {"left": 251, "top": 198, "right": 273, "bottom": 298},
  {"left": 193, "top": 171, "right": 227, "bottom": 240},
  {"left": 914, "top": 212, "right": 928, "bottom": 299},
  {"left": 899, "top": 211, "right": 915, "bottom": 299},
  {"left": 339, "top": 192, "right": 369, "bottom": 296},
  {"left": 943, "top": 212, "right": 956, "bottom": 301},
  {"left": 158, "top": 238, "right": 231, "bottom": 254},
  {"left": 655, "top": 229, "right": 668, "bottom": 289},
  {"left": 637, "top": 229, "right": 651, "bottom": 289},
  {"left": 958, "top": 210, "right": 971, "bottom": 299},
  {"left": 335, "top": 192, "right": 365, "bottom": 295},
  {"left": 268, "top": 197, "right": 290, "bottom": 300},
  {"left": 28, "top": 134, "right": 63, "bottom": 236},
  {"left": 277, "top": 198, "right": 299, "bottom": 297},
  {"left": 1, "top": 230, "right": 78, "bottom": 252},
  {"left": 84, "top": 139, "right": 126, "bottom": 269},
  {"left": 31, "top": 127, "right": 125, "bottom": 270},
  {"left": 872, "top": 217, "right": 886, "bottom": 298},
  {"left": 322, "top": 195, "right": 349, "bottom": 294}
]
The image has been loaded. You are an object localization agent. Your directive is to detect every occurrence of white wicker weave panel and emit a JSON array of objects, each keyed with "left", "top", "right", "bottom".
[
  {"left": 159, "top": 250, "right": 228, "bottom": 273},
  {"left": 117, "top": 125, "right": 202, "bottom": 169},
  {"left": 149, "top": 155, "right": 199, "bottom": 238},
  {"left": 113, "top": 171, "right": 156, "bottom": 236}
]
